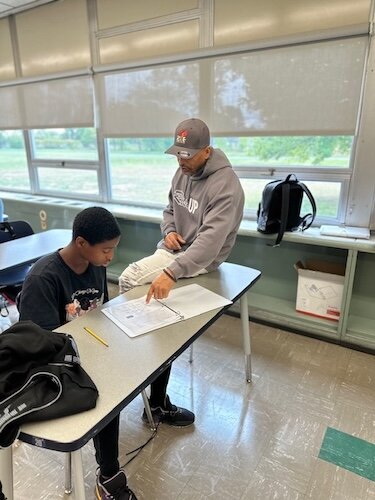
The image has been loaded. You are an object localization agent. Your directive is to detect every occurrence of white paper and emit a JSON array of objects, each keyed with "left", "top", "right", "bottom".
[
  {"left": 161, "top": 284, "right": 231, "bottom": 320},
  {"left": 320, "top": 225, "right": 370, "bottom": 239},
  {"left": 102, "top": 296, "right": 181, "bottom": 337},
  {"left": 101, "top": 284, "right": 232, "bottom": 338}
]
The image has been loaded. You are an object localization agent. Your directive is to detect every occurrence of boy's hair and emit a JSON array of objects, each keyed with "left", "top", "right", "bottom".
[{"left": 72, "top": 207, "right": 121, "bottom": 245}]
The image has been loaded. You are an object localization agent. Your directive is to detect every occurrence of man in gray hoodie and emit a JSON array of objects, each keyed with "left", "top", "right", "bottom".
[{"left": 119, "top": 118, "right": 244, "bottom": 426}]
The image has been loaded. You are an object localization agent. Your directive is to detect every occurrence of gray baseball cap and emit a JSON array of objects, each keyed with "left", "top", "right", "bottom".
[{"left": 165, "top": 118, "right": 210, "bottom": 158}]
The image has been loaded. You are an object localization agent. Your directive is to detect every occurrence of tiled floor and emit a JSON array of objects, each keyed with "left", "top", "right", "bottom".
[{"left": 9, "top": 304, "right": 375, "bottom": 499}]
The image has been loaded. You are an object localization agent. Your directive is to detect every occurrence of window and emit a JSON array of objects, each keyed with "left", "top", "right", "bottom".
[
  {"left": 107, "top": 138, "right": 176, "bottom": 207},
  {"left": 37, "top": 167, "right": 99, "bottom": 196},
  {"left": 0, "top": 131, "right": 30, "bottom": 191},
  {"left": 216, "top": 136, "right": 352, "bottom": 169},
  {"left": 29, "top": 128, "right": 100, "bottom": 198},
  {"left": 95, "top": 36, "right": 364, "bottom": 223},
  {"left": 31, "top": 128, "right": 98, "bottom": 161},
  {"left": 213, "top": 135, "right": 352, "bottom": 221},
  {"left": 0, "top": 30, "right": 368, "bottom": 226}
]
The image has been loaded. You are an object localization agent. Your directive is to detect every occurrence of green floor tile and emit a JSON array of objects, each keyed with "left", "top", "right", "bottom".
[{"left": 319, "top": 427, "right": 375, "bottom": 482}]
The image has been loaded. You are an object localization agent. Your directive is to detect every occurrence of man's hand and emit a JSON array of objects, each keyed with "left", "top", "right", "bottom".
[
  {"left": 164, "top": 231, "right": 186, "bottom": 251},
  {"left": 146, "top": 272, "right": 175, "bottom": 303}
]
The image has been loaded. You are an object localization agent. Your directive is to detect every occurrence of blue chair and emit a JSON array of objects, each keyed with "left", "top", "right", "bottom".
[
  {"left": 0, "top": 221, "right": 35, "bottom": 301},
  {"left": 0, "top": 221, "right": 34, "bottom": 243}
]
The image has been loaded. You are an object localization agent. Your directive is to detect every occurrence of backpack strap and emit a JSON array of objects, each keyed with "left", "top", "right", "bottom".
[
  {"left": 273, "top": 181, "right": 290, "bottom": 246},
  {"left": 298, "top": 182, "right": 317, "bottom": 231},
  {"left": 285, "top": 173, "right": 297, "bottom": 182}
]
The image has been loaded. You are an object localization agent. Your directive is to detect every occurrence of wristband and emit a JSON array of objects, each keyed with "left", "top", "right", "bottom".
[{"left": 163, "top": 268, "right": 177, "bottom": 282}]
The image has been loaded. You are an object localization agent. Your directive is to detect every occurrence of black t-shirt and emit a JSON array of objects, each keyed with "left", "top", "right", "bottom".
[{"left": 19, "top": 251, "right": 109, "bottom": 331}]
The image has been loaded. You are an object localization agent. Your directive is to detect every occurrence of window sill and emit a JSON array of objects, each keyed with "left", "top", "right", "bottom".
[
  {"left": 0, "top": 191, "right": 164, "bottom": 224},
  {"left": 239, "top": 220, "right": 375, "bottom": 251},
  {"left": 1, "top": 191, "right": 374, "bottom": 252}
]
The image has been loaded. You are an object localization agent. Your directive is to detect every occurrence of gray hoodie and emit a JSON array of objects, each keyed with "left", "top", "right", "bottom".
[{"left": 157, "top": 148, "right": 244, "bottom": 279}]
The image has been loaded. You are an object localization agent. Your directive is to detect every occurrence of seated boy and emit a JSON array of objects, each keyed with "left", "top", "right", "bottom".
[{"left": 19, "top": 207, "right": 136, "bottom": 500}]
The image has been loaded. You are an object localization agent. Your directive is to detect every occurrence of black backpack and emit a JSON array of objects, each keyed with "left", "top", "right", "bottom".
[{"left": 257, "top": 174, "right": 317, "bottom": 246}]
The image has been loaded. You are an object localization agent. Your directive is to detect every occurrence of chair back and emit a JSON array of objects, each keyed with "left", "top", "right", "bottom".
[
  {"left": 0, "top": 221, "right": 35, "bottom": 292},
  {"left": 0, "top": 221, "right": 34, "bottom": 242}
]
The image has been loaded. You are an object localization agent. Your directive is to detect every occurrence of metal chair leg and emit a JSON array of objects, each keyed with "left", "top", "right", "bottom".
[
  {"left": 240, "top": 294, "right": 252, "bottom": 383},
  {"left": 141, "top": 389, "right": 156, "bottom": 431},
  {"left": 189, "top": 344, "right": 193, "bottom": 363}
]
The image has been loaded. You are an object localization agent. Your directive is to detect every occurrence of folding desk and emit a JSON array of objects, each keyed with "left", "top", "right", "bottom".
[
  {"left": 0, "top": 262, "right": 261, "bottom": 499},
  {"left": 0, "top": 229, "right": 71, "bottom": 273}
]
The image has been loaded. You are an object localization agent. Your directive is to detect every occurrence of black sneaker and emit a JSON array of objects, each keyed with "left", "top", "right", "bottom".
[
  {"left": 95, "top": 470, "right": 137, "bottom": 500},
  {"left": 142, "top": 395, "right": 195, "bottom": 427}
]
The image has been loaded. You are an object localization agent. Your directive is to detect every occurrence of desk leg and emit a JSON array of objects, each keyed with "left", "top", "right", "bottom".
[
  {"left": 71, "top": 449, "right": 86, "bottom": 500},
  {"left": 240, "top": 294, "right": 252, "bottom": 383},
  {"left": 64, "top": 452, "right": 72, "bottom": 494},
  {"left": 0, "top": 445, "right": 13, "bottom": 500}
]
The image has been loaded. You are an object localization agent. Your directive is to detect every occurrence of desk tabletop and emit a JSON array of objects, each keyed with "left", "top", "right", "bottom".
[
  {"left": 0, "top": 229, "right": 71, "bottom": 272},
  {"left": 19, "top": 262, "right": 261, "bottom": 452}
]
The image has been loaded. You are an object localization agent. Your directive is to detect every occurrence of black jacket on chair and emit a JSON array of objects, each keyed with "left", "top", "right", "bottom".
[{"left": 0, "top": 320, "right": 98, "bottom": 448}]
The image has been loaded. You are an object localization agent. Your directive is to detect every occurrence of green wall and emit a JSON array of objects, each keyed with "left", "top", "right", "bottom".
[{"left": 4, "top": 197, "right": 348, "bottom": 293}]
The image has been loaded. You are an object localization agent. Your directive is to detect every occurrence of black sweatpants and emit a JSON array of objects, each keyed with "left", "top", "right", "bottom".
[{"left": 93, "top": 365, "right": 171, "bottom": 477}]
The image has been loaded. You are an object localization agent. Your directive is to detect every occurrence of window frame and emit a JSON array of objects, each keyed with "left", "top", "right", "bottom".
[
  {"left": 27, "top": 128, "right": 103, "bottom": 201},
  {"left": 234, "top": 166, "right": 351, "bottom": 224}
]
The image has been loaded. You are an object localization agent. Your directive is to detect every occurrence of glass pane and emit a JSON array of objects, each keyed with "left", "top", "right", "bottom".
[
  {"left": 302, "top": 180, "right": 341, "bottom": 218},
  {"left": 213, "top": 136, "right": 353, "bottom": 168},
  {"left": 108, "top": 138, "right": 176, "bottom": 205},
  {"left": 31, "top": 128, "right": 98, "bottom": 161},
  {"left": 0, "top": 131, "right": 30, "bottom": 190},
  {"left": 240, "top": 179, "right": 268, "bottom": 212},
  {"left": 38, "top": 167, "right": 99, "bottom": 195},
  {"left": 240, "top": 178, "right": 341, "bottom": 218}
]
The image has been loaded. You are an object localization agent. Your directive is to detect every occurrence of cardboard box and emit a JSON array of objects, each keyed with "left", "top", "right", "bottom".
[{"left": 294, "top": 260, "right": 345, "bottom": 321}]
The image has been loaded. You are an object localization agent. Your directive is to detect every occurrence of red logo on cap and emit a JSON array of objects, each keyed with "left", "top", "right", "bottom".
[{"left": 176, "top": 129, "right": 188, "bottom": 144}]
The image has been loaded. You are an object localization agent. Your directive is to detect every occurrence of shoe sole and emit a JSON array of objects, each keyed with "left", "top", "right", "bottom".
[{"left": 142, "top": 416, "right": 195, "bottom": 427}]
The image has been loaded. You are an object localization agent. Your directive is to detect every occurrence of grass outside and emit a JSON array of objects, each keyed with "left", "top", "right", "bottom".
[{"left": 0, "top": 148, "right": 340, "bottom": 215}]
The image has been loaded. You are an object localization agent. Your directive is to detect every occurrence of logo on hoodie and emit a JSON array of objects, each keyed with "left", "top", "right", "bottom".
[{"left": 173, "top": 190, "right": 199, "bottom": 214}]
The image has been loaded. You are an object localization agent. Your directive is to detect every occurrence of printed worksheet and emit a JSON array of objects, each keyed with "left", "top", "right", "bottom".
[{"left": 101, "top": 284, "right": 232, "bottom": 337}]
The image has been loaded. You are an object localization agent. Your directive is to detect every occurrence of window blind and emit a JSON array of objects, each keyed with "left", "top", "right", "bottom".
[
  {"left": 0, "top": 87, "right": 22, "bottom": 129},
  {"left": 97, "top": 36, "right": 367, "bottom": 137},
  {"left": 0, "top": 76, "right": 94, "bottom": 129},
  {"left": 96, "top": 62, "right": 200, "bottom": 136},
  {"left": 211, "top": 36, "right": 367, "bottom": 135}
]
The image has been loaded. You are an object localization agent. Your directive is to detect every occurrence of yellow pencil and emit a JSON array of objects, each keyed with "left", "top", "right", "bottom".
[{"left": 84, "top": 326, "right": 109, "bottom": 347}]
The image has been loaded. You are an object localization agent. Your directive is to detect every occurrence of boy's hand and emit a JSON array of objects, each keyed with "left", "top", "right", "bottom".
[
  {"left": 146, "top": 272, "right": 175, "bottom": 303},
  {"left": 164, "top": 232, "right": 185, "bottom": 251}
]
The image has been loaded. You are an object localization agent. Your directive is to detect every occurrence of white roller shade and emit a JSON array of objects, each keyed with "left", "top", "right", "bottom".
[
  {"left": 97, "top": 36, "right": 366, "bottom": 137},
  {"left": 211, "top": 37, "right": 367, "bottom": 135},
  {"left": 96, "top": 62, "right": 200, "bottom": 136},
  {"left": 0, "top": 76, "right": 94, "bottom": 130},
  {"left": 0, "top": 87, "right": 22, "bottom": 129}
]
